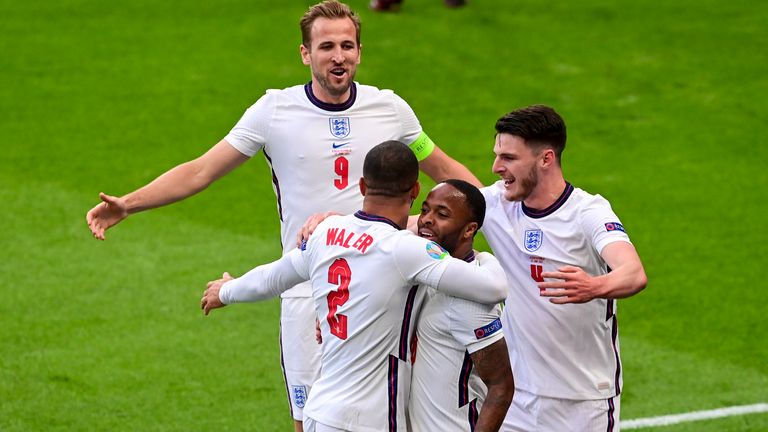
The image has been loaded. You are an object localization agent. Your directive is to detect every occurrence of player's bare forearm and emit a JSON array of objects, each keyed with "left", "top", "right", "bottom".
[
  {"left": 123, "top": 140, "right": 249, "bottom": 214},
  {"left": 600, "top": 242, "right": 648, "bottom": 298},
  {"left": 419, "top": 146, "right": 483, "bottom": 188},
  {"left": 87, "top": 141, "right": 248, "bottom": 240},
  {"left": 121, "top": 162, "right": 209, "bottom": 214},
  {"left": 472, "top": 339, "right": 514, "bottom": 432}
]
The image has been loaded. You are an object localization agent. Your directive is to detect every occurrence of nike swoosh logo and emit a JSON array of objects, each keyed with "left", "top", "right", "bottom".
[{"left": 332, "top": 142, "right": 350, "bottom": 149}]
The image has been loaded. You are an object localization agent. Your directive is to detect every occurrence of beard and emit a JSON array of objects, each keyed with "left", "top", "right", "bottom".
[
  {"left": 504, "top": 164, "right": 538, "bottom": 202},
  {"left": 313, "top": 67, "right": 356, "bottom": 100}
]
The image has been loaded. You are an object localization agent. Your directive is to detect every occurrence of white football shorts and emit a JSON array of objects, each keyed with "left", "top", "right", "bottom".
[
  {"left": 280, "top": 296, "right": 322, "bottom": 421},
  {"left": 502, "top": 388, "right": 621, "bottom": 432},
  {"left": 303, "top": 416, "right": 351, "bottom": 432}
]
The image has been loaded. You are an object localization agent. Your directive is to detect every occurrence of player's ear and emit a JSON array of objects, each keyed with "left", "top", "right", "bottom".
[
  {"left": 300, "top": 44, "right": 311, "bottom": 65},
  {"left": 356, "top": 43, "right": 362, "bottom": 64},
  {"left": 464, "top": 222, "right": 479, "bottom": 239},
  {"left": 359, "top": 177, "right": 367, "bottom": 196},
  {"left": 409, "top": 182, "right": 421, "bottom": 206},
  {"left": 541, "top": 148, "right": 556, "bottom": 168}
]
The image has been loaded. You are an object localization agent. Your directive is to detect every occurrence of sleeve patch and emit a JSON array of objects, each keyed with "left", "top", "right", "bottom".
[
  {"left": 425, "top": 241, "right": 448, "bottom": 260},
  {"left": 605, "top": 222, "right": 626, "bottom": 233},
  {"left": 474, "top": 318, "right": 502, "bottom": 340},
  {"left": 408, "top": 132, "right": 436, "bottom": 161}
]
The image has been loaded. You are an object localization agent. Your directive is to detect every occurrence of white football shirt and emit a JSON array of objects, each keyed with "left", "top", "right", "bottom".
[
  {"left": 220, "top": 211, "right": 508, "bottom": 431},
  {"left": 224, "top": 82, "right": 422, "bottom": 298},
  {"left": 480, "top": 181, "right": 632, "bottom": 400},
  {"left": 409, "top": 254, "right": 505, "bottom": 432}
]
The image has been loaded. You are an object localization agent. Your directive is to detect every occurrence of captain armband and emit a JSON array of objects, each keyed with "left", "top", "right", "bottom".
[{"left": 408, "top": 132, "right": 436, "bottom": 161}]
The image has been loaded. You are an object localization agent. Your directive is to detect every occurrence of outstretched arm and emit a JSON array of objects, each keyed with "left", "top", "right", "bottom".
[
  {"left": 539, "top": 241, "right": 647, "bottom": 304},
  {"left": 419, "top": 146, "right": 483, "bottom": 188},
  {"left": 472, "top": 339, "right": 514, "bottom": 432},
  {"left": 201, "top": 249, "right": 308, "bottom": 316},
  {"left": 86, "top": 140, "right": 249, "bottom": 240}
]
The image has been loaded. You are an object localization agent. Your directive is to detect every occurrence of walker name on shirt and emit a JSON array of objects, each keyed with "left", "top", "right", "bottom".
[{"left": 326, "top": 227, "right": 374, "bottom": 254}]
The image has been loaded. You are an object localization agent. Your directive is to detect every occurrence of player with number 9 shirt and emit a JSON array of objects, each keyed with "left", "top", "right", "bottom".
[{"left": 85, "top": 2, "right": 479, "bottom": 429}]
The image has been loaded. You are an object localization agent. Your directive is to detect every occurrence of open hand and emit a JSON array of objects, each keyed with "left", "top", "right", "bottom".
[
  {"left": 296, "top": 211, "right": 340, "bottom": 247},
  {"left": 86, "top": 193, "right": 129, "bottom": 240}
]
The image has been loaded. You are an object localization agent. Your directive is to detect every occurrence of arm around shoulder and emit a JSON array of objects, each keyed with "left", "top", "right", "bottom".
[
  {"left": 436, "top": 252, "right": 508, "bottom": 304},
  {"left": 418, "top": 143, "right": 483, "bottom": 188}
]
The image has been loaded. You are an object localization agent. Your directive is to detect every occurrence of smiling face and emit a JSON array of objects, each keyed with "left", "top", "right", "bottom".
[
  {"left": 301, "top": 17, "right": 361, "bottom": 103},
  {"left": 491, "top": 133, "right": 541, "bottom": 202},
  {"left": 417, "top": 183, "right": 477, "bottom": 255}
]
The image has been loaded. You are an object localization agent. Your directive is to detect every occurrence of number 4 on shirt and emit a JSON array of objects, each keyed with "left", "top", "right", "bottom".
[
  {"left": 327, "top": 258, "right": 351, "bottom": 339},
  {"left": 530, "top": 264, "right": 544, "bottom": 283}
]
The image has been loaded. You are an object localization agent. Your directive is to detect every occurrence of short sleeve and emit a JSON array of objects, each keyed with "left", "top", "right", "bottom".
[
  {"left": 223, "top": 91, "right": 278, "bottom": 157},
  {"left": 392, "top": 93, "right": 423, "bottom": 146},
  {"left": 579, "top": 194, "right": 632, "bottom": 255},
  {"left": 449, "top": 298, "right": 504, "bottom": 354}
]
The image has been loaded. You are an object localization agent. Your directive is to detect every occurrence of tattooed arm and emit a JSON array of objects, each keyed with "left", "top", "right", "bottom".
[{"left": 472, "top": 338, "right": 514, "bottom": 432}]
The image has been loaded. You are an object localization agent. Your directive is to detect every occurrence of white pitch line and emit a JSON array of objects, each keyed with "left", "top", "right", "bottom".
[{"left": 623, "top": 403, "right": 768, "bottom": 429}]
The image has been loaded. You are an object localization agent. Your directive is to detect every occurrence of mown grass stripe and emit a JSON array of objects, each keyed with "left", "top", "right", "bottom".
[{"left": 624, "top": 403, "right": 768, "bottom": 429}]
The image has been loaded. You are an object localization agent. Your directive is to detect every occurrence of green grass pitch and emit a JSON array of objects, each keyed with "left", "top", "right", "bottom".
[{"left": 1, "top": 0, "right": 766, "bottom": 430}]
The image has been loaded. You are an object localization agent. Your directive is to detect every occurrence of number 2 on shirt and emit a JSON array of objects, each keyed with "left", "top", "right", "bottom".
[
  {"left": 334, "top": 156, "right": 349, "bottom": 190},
  {"left": 327, "top": 258, "right": 351, "bottom": 339}
]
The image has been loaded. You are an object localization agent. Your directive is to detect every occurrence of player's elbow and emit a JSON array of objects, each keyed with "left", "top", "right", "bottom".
[
  {"left": 634, "top": 268, "right": 648, "bottom": 294},
  {"left": 481, "top": 278, "right": 508, "bottom": 304},
  {"left": 486, "top": 371, "right": 515, "bottom": 410},
  {"left": 498, "top": 371, "right": 515, "bottom": 401},
  {"left": 186, "top": 159, "right": 217, "bottom": 191}
]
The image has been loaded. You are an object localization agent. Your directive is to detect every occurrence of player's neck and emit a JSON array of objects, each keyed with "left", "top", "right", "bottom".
[
  {"left": 451, "top": 242, "right": 474, "bottom": 262},
  {"left": 523, "top": 174, "right": 567, "bottom": 211},
  {"left": 311, "top": 81, "right": 352, "bottom": 105},
  {"left": 362, "top": 196, "right": 412, "bottom": 229}
]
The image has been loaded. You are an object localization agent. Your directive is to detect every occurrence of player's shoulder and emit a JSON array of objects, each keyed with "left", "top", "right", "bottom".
[
  {"left": 261, "top": 84, "right": 307, "bottom": 103},
  {"left": 480, "top": 181, "right": 502, "bottom": 201},
  {"left": 445, "top": 291, "right": 503, "bottom": 348},
  {"left": 481, "top": 181, "right": 518, "bottom": 211},
  {"left": 355, "top": 82, "right": 393, "bottom": 95},
  {"left": 238, "top": 85, "right": 305, "bottom": 110},
  {"left": 355, "top": 83, "right": 403, "bottom": 103},
  {"left": 266, "top": 83, "right": 305, "bottom": 94},
  {"left": 569, "top": 186, "right": 615, "bottom": 213}
]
